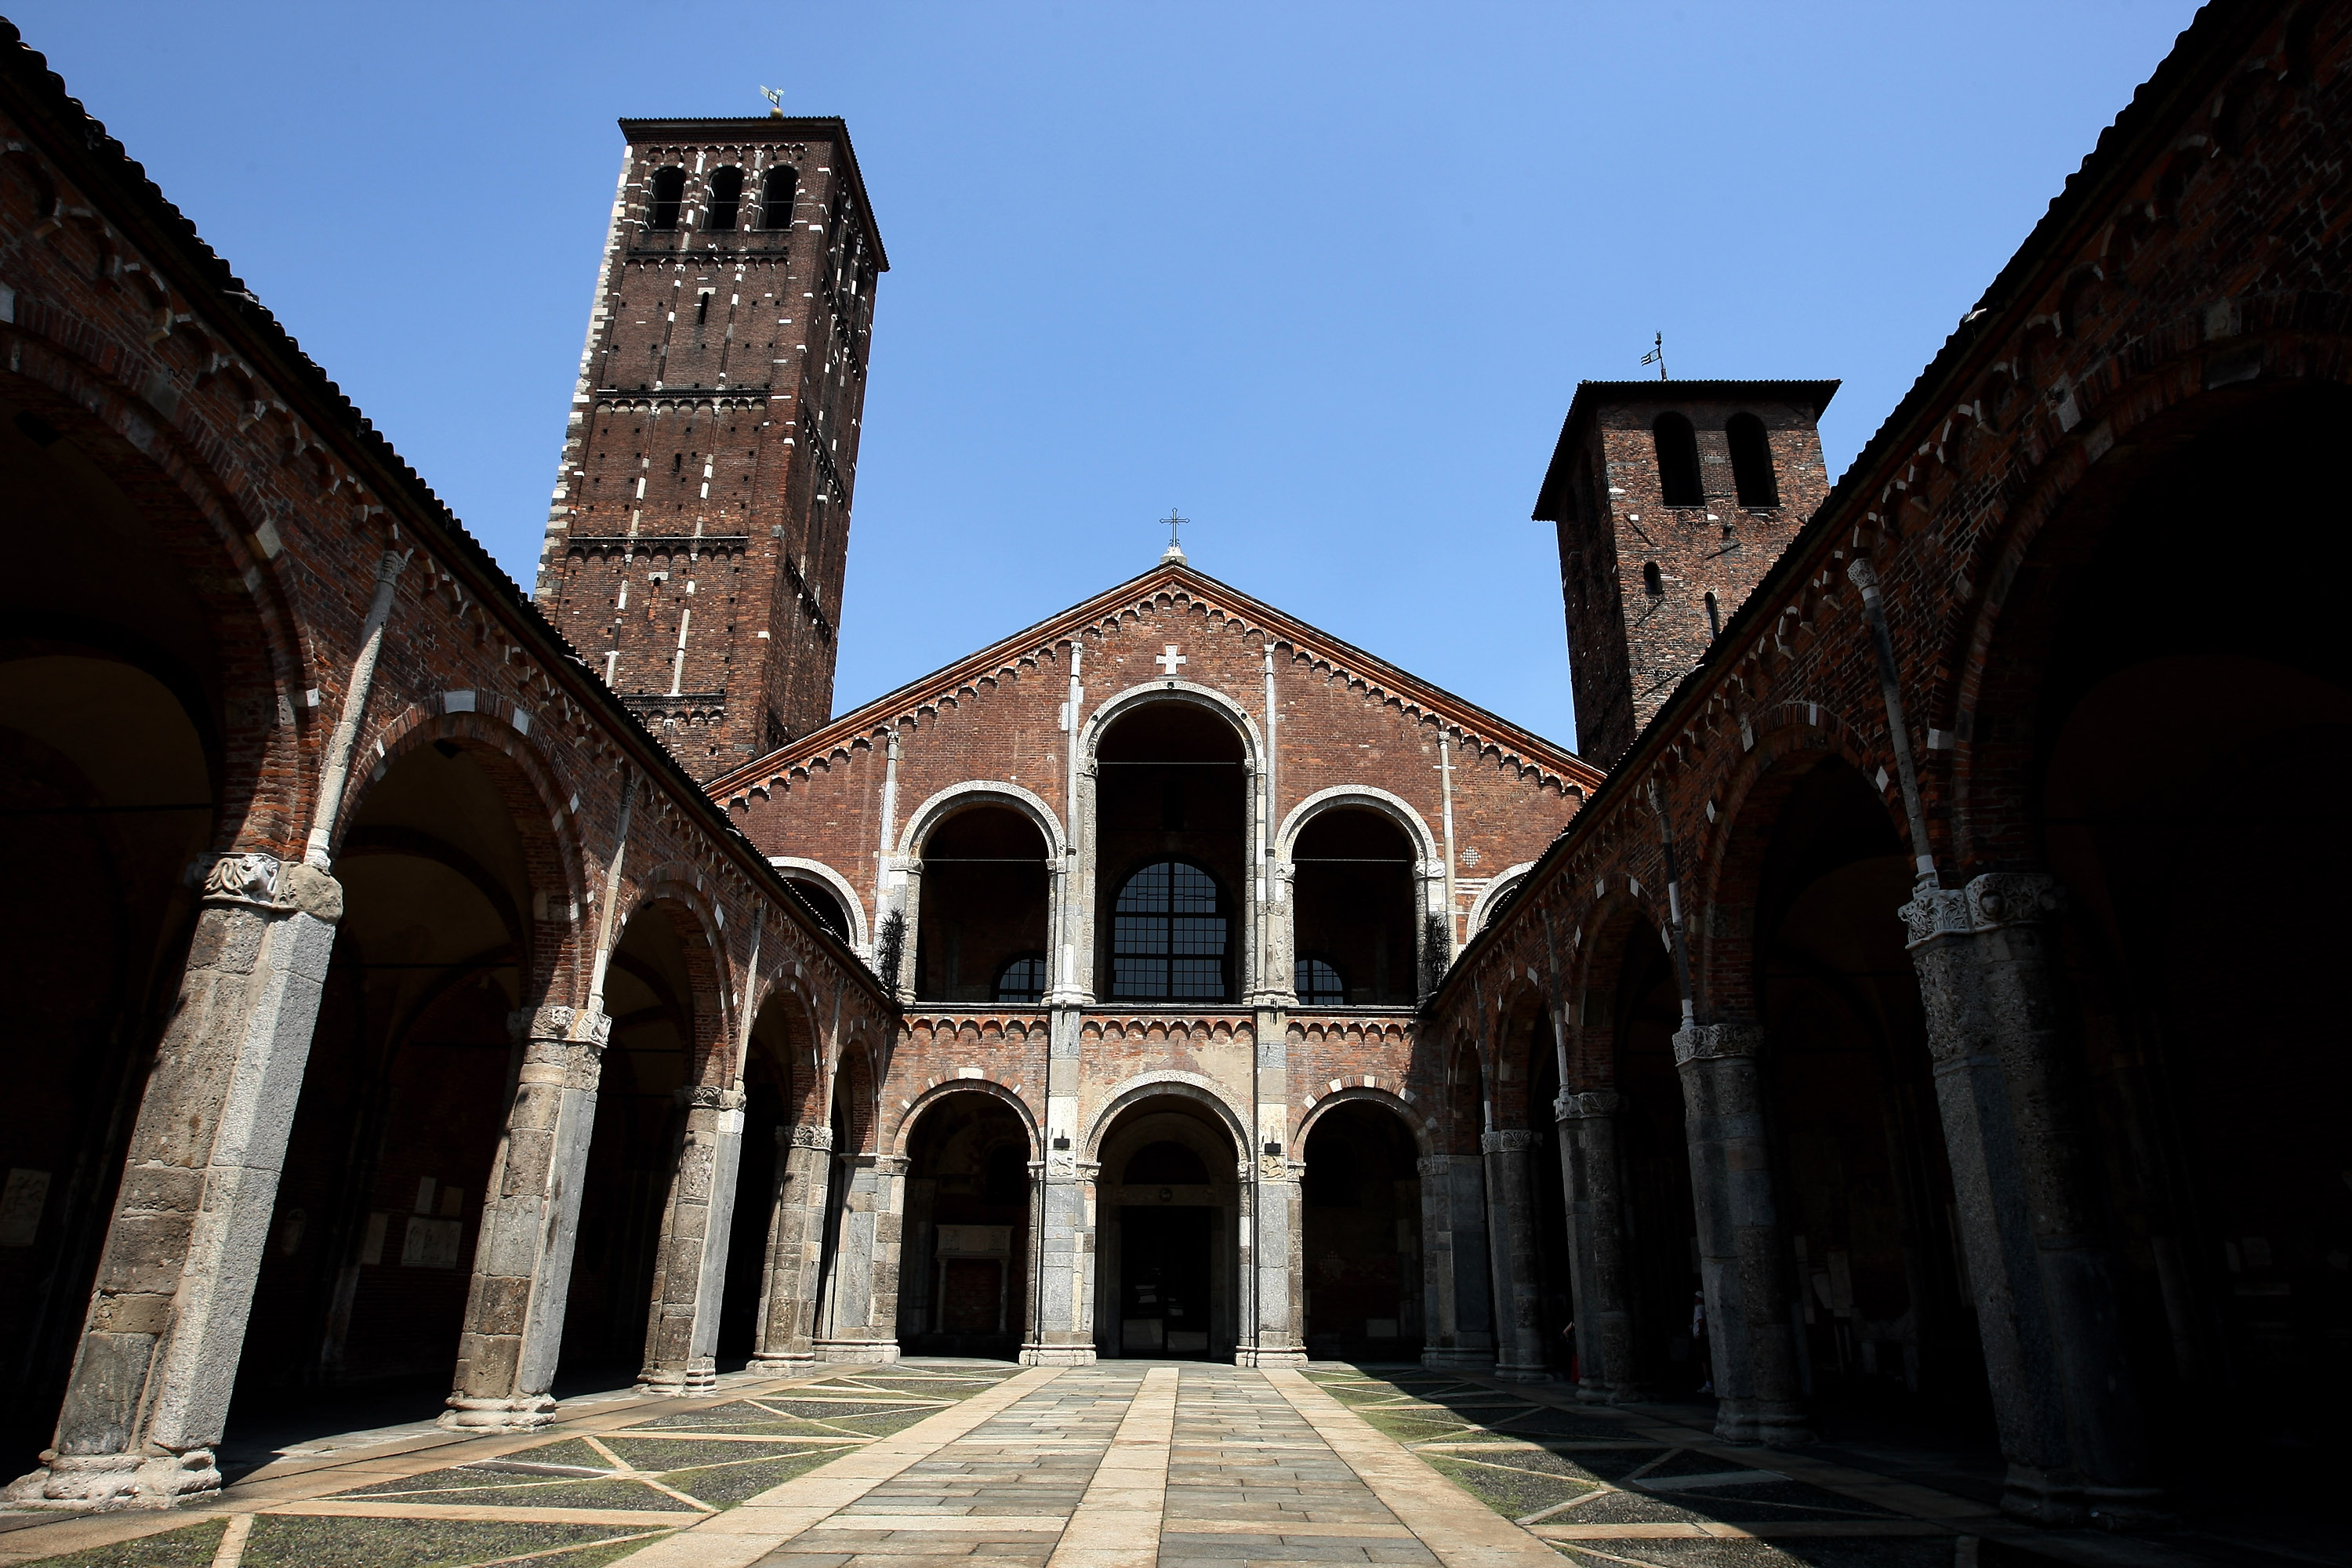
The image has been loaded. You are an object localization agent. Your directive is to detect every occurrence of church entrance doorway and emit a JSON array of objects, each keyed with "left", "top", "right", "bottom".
[
  {"left": 1118, "top": 1206, "right": 1212, "bottom": 1356},
  {"left": 898, "top": 1091, "right": 1031, "bottom": 1358},
  {"left": 1093, "top": 1092, "right": 1240, "bottom": 1360}
]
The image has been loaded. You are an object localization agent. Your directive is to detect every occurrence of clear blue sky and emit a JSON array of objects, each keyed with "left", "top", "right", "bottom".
[{"left": 16, "top": 2, "right": 2200, "bottom": 750}]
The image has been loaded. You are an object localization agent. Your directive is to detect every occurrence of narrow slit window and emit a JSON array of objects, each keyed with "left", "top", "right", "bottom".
[
  {"left": 1704, "top": 590, "right": 1722, "bottom": 639},
  {"left": 1643, "top": 561, "right": 1664, "bottom": 596},
  {"left": 647, "top": 166, "right": 685, "bottom": 231},
  {"left": 706, "top": 166, "right": 745, "bottom": 231},
  {"left": 695, "top": 291, "right": 712, "bottom": 326},
  {"left": 1726, "top": 413, "right": 1779, "bottom": 508},
  {"left": 760, "top": 165, "right": 798, "bottom": 230},
  {"left": 1653, "top": 412, "right": 1704, "bottom": 506}
]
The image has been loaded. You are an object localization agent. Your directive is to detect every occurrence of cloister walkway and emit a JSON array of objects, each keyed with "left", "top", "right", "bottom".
[{"left": 0, "top": 1363, "right": 2292, "bottom": 1568}]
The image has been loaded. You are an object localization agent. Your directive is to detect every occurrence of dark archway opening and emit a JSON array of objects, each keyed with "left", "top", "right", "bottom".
[
  {"left": 1097, "top": 1095, "right": 1238, "bottom": 1359},
  {"left": 1097, "top": 703, "right": 1245, "bottom": 1004},
  {"left": 1291, "top": 809, "right": 1417, "bottom": 1006},
  {"left": 557, "top": 904, "right": 702, "bottom": 1387},
  {"left": 1755, "top": 758, "right": 1987, "bottom": 1438},
  {"left": 1610, "top": 919, "right": 1701, "bottom": 1396},
  {"left": 2013, "top": 387, "right": 2352, "bottom": 1525},
  {"left": 717, "top": 999, "right": 800, "bottom": 1367},
  {"left": 898, "top": 1094, "right": 1031, "bottom": 1357},
  {"left": 916, "top": 807, "right": 1047, "bottom": 1004},
  {"left": 1301, "top": 1101, "right": 1423, "bottom": 1360},
  {"left": 232, "top": 740, "right": 532, "bottom": 1450}
]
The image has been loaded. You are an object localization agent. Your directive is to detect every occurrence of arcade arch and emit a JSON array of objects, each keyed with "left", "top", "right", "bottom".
[
  {"left": 1299, "top": 1098, "right": 1423, "bottom": 1359},
  {"left": 896, "top": 1088, "right": 1034, "bottom": 1356},
  {"left": 1092, "top": 1092, "right": 1243, "bottom": 1359}
]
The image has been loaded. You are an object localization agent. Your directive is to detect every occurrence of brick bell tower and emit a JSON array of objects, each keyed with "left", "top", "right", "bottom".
[
  {"left": 533, "top": 114, "right": 885, "bottom": 778},
  {"left": 1532, "top": 379, "right": 1838, "bottom": 769}
]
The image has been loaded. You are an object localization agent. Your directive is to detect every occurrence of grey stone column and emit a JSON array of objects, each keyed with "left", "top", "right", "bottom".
[
  {"left": 1557, "top": 1091, "right": 1639, "bottom": 1403},
  {"left": 443, "top": 1005, "right": 611, "bottom": 1429},
  {"left": 1483, "top": 1129, "right": 1550, "bottom": 1381},
  {"left": 815, "top": 1152, "right": 907, "bottom": 1362},
  {"left": 1905, "top": 874, "right": 2164, "bottom": 1526},
  {"left": 1418, "top": 1153, "right": 1495, "bottom": 1370},
  {"left": 637, "top": 1085, "right": 747, "bottom": 1394},
  {"left": 750, "top": 1123, "right": 833, "bottom": 1370},
  {"left": 1022, "top": 1004, "right": 1097, "bottom": 1363},
  {"left": 1675, "top": 1022, "right": 1809, "bottom": 1446},
  {"left": 1240, "top": 1008, "right": 1305, "bottom": 1366},
  {"left": 10, "top": 855, "right": 342, "bottom": 1506}
]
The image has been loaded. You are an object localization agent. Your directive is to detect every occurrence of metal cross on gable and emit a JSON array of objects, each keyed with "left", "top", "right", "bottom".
[{"left": 1160, "top": 507, "right": 1189, "bottom": 563}]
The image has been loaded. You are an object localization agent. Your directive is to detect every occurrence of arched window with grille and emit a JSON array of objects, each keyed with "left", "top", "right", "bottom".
[
  {"left": 1112, "top": 860, "right": 1230, "bottom": 1001},
  {"left": 1653, "top": 412, "right": 1703, "bottom": 506},
  {"left": 760, "top": 165, "right": 798, "bottom": 230},
  {"left": 993, "top": 953, "right": 1047, "bottom": 1005},
  {"left": 1726, "top": 412, "right": 1779, "bottom": 508},
  {"left": 1294, "top": 956, "right": 1347, "bottom": 1007},
  {"left": 706, "top": 166, "right": 745, "bottom": 231},
  {"left": 647, "top": 166, "right": 685, "bottom": 231}
]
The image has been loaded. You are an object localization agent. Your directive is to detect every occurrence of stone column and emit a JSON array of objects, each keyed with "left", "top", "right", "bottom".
[
  {"left": 1675, "top": 1022, "right": 1809, "bottom": 1446},
  {"left": 1905, "top": 874, "right": 2164, "bottom": 1526},
  {"left": 637, "top": 1085, "right": 747, "bottom": 1394},
  {"left": 1240, "top": 1009, "right": 1305, "bottom": 1366},
  {"left": 10, "top": 855, "right": 342, "bottom": 1506},
  {"left": 815, "top": 1151, "right": 907, "bottom": 1362},
  {"left": 1482, "top": 1129, "right": 1550, "bottom": 1381},
  {"left": 1557, "top": 1091, "right": 1639, "bottom": 1403},
  {"left": 1418, "top": 1153, "right": 1495, "bottom": 1370},
  {"left": 1022, "top": 1004, "right": 1097, "bottom": 1363},
  {"left": 442, "top": 1005, "right": 611, "bottom": 1429},
  {"left": 750, "top": 1123, "right": 833, "bottom": 1370}
]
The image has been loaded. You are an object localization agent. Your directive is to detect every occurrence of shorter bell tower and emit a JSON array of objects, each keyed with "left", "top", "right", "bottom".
[{"left": 1533, "top": 379, "right": 1838, "bottom": 768}]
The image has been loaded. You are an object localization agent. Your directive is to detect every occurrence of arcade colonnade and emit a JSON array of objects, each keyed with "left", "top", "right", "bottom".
[{"left": 0, "top": 60, "right": 893, "bottom": 1508}]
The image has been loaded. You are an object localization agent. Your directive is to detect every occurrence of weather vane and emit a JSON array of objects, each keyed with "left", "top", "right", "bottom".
[
  {"left": 760, "top": 85, "right": 784, "bottom": 118},
  {"left": 1160, "top": 507, "right": 1189, "bottom": 563},
  {"left": 1641, "top": 331, "right": 1668, "bottom": 380}
]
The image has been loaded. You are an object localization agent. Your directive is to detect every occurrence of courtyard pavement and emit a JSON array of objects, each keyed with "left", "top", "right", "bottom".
[{"left": 0, "top": 1363, "right": 2291, "bottom": 1568}]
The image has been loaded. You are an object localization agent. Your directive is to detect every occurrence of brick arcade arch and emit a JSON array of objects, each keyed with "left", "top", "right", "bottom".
[
  {"left": 895, "top": 1087, "right": 1036, "bottom": 1357},
  {"left": 1298, "top": 1096, "right": 1425, "bottom": 1360}
]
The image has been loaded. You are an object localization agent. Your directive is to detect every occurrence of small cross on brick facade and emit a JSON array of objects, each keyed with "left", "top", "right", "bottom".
[{"left": 1156, "top": 644, "right": 1186, "bottom": 677}]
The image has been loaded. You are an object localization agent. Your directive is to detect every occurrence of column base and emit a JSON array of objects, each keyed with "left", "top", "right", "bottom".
[
  {"left": 5, "top": 1449, "right": 220, "bottom": 1509},
  {"left": 815, "top": 1338, "right": 902, "bottom": 1364},
  {"left": 1235, "top": 1345, "right": 1308, "bottom": 1367},
  {"left": 746, "top": 1351, "right": 818, "bottom": 1374},
  {"left": 437, "top": 1394, "right": 559, "bottom": 1432},
  {"left": 1491, "top": 1359, "right": 1552, "bottom": 1384},
  {"left": 2084, "top": 1484, "right": 2176, "bottom": 1532},
  {"left": 1711, "top": 1397, "right": 1814, "bottom": 1447},
  {"left": 1018, "top": 1342, "right": 1098, "bottom": 1366},
  {"left": 1998, "top": 1465, "right": 2087, "bottom": 1528},
  {"left": 1419, "top": 1348, "right": 1497, "bottom": 1373},
  {"left": 637, "top": 1358, "right": 719, "bottom": 1396}
]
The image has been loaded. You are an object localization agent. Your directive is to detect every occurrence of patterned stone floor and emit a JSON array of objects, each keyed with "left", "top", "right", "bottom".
[{"left": 0, "top": 1362, "right": 2256, "bottom": 1568}]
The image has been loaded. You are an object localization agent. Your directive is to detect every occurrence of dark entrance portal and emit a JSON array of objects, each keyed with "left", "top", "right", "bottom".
[{"left": 1119, "top": 1207, "right": 1212, "bottom": 1356}]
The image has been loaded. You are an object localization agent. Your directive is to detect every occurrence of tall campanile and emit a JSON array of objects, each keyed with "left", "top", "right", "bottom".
[{"left": 534, "top": 114, "right": 885, "bottom": 778}]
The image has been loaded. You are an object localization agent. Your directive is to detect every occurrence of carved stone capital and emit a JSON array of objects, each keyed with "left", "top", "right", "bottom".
[
  {"left": 1556, "top": 1090, "right": 1623, "bottom": 1122},
  {"left": 1965, "top": 872, "right": 2063, "bottom": 931},
  {"left": 870, "top": 1154, "right": 912, "bottom": 1176},
  {"left": 509, "top": 1005, "right": 610, "bottom": 1048},
  {"left": 1416, "top": 1153, "right": 1470, "bottom": 1177},
  {"left": 1673, "top": 1022, "right": 1766, "bottom": 1065},
  {"left": 785, "top": 1123, "right": 834, "bottom": 1151},
  {"left": 191, "top": 853, "right": 343, "bottom": 922},
  {"left": 678, "top": 1084, "right": 749, "bottom": 1112},
  {"left": 1482, "top": 1129, "right": 1540, "bottom": 1154},
  {"left": 1257, "top": 1154, "right": 1301, "bottom": 1184},
  {"left": 1900, "top": 886, "right": 1972, "bottom": 947}
]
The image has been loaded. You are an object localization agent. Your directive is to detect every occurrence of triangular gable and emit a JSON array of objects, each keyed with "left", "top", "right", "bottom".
[{"left": 709, "top": 562, "right": 1604, "bottom": 804}]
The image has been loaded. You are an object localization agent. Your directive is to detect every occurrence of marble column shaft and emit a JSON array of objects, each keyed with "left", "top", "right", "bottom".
[
  {"left": 1557, "top": 1091, "right": 1638, "bottom": 1403},
  {"left": 751, "top": 1123, "right": 834, "bottom": 1369},
  {"left": 1482, "top": 1129, "right": 1550, "bottom": 1381},
  {"left": 816, "top": 1151, "right": 907, "bottom": 1362},
  {"left": 1417, "top": 1152, "right": 1494, "bottom": 1370},
  {"left": 1674, "top": 1022, "right": 1810, "bottom": 1446},
  {"left": 1023, "top": 1004, "right": 1095, "bottom": 1363},
  {"left": 638, "top": 1083, "right": 747, "bottom": 1393},
  {"left": 444, "top": 1004, "right": 610, "bottom": 1429},
  {"left": 1904, "top": 873, "right": 2162, "bottom": 1526},
  {"left": 14, "top": 858, "right": 342, "bottom": 1506}
]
